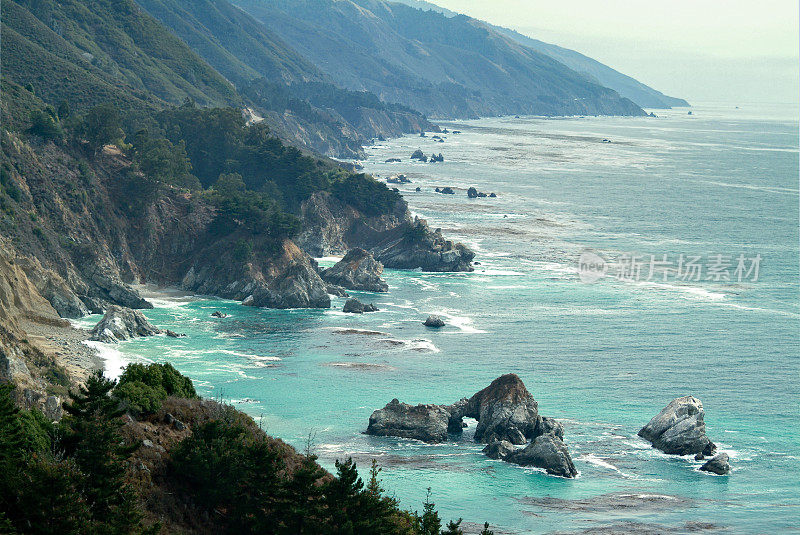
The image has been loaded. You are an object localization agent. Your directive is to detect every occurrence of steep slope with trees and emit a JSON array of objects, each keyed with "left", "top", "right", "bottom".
[
  {"left": 134, "top": 0, "right": 437, "bottom": 157},
  {"left": 234, "top": 0, "right": 646, "bottom": 118}
]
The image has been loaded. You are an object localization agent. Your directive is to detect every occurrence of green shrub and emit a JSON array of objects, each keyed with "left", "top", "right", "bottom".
[
  {"left": 113, "top": 362, "right": 197, "bottom": 415},
  {"left": 28, "top": 107, "right": 65, "bottom": 142},
  {"left": 232, "top": 239, "right": 254, "bottom": 262}
]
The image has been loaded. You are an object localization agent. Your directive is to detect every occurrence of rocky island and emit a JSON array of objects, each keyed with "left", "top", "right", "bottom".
[{"left": 366, "top": 374, "right": 578, "bottom": 477}]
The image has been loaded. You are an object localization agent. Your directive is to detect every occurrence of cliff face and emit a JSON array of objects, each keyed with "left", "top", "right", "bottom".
[
  {"left": 0, "top": 133, "right": 331, "bottom": 316},
  {"left": 297, "top": 192, "right": 474, "bottom": 272}
]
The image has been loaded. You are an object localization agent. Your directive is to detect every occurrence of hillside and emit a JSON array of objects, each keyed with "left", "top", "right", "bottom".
[
  {"left": 233, "top": 0, "right": 646, "bottom": 118},
  {"left": 132, "top": 0, "right": 436, "bottom": 157},
  {"left": 389, "top": 0, "right": 688, "bottom": 109},
  {"left": 134, "top": 0, "right": 324, "bottom": 87},
  {"left": 1, "top": 0, "right": 239, "bottom": 114}
]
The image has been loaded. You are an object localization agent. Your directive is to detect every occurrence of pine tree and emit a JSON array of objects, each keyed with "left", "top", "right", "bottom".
[
  {"left": 6, "top": 455, "right": 91, "bottom": 535},
  {"left": 366, "top": 458, "right": 383, "bottom": 496},
  {"left": 480, "top": 522, "right": 495, "bottom": 535},
  {"left": 61, "top": 370, "right": 142, "bottom": 530},
  {"left": 281, "top": 451, "right": 328, "bottom": 534},
  {"left": 229, "top": 438, "right": 285, "bottom": 532},
  {"left": 442, "top": 518, "right": 464, "bottom": 535},
  {"left": 416, "top": 488, "right": 441, "bottom": 535},
  {"left": 0, "top": 383, "right": 27, "bottom": 462}
]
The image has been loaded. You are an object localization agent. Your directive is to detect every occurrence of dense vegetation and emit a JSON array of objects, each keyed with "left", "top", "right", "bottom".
[
  {"left": 0, "top": 367, "right": 495, "bottom": 534},
  {"left": 2, "top": 85, "right": 401, "bottom": 245},
  {"left": 114, "top": 363, "right": 198, "bottom": 415}
]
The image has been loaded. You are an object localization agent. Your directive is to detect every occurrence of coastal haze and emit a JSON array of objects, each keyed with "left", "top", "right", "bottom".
[
  {"left": 431, "top": 0, "right": 800, "bottom": 105},
  {"left": 0, "top": 0, "right": 797, "bottom": 533}
]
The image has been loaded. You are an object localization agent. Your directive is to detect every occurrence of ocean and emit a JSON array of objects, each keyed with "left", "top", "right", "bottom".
[{"left": 76, "top": 102, "right": 799, "bottom": 534}]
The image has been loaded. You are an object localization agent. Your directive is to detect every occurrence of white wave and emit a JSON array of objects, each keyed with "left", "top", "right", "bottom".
[
  {"left": 83, "top": 340, "right": 132, "bottom": 379},
  {"left": 580, "top": 454, "right": 620, "bottom": 472},
  {"left": 217, "top": 349, "right": 282, "bottom": 361},
  {"left": 405, "top": 339, "right": 440, "bottom": 353},
  {"left": 474, "top": 268, "right": 525, "bottom": 276},
  {"left": 315, "top": 256, "right": 343, "bottom": 263},
  {"left": 145, "top": 297, "right": 191, "bottom": 309},
  {"left": 437, "top": 312, "right": 487, "bottom": 334},
  {"left": 634, "top": 280, "right": 726, "bottom": 301}
]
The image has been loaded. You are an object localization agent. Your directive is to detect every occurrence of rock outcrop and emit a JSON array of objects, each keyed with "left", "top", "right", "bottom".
[
  {"left": 638, "top": 396, "right": 717, "bottom": 456},
  {"left": 321, "top": 248, "right": 388, "bottom": 292},
  {"left": 452, "top": 374, "right": 540, "bottom": 445},
  {"left": 182, "top": 240, "right": 330, "bottom": 309},
  {"left": 366, "top": 399, "right": 451, "bottom": 443},
  {"left": 297, "top": 193, "right": 474, "bottom": 272},
  {"left": 506, "top": 433, "right": 578, "bottom": 478},
  {"left": 89, "top": 305, "right": 162, "bottom": 343},
  {"left": 482, "top": 439, "right": 516, "bottom": 460},
  {"left": 374, "top": 218, "right": 474, "bottom": 272},
  {"left": 366, "top": 374, "right": 576, "bottom": 477},
  {"left": 423, "top": 315, "right": 445, "bottom": 328},
  {"left": 700, "top": 453, "right": 731, "bottom": 475},
  {"left": 342, "top": 298, "right": 378, "bottom": 314}
]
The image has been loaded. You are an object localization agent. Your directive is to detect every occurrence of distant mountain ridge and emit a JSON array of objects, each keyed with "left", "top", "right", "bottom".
[
  {"left": 233, "top": 0, "right": 647, "bottom": 118},
  {"left": 389, "top": 0, "right": 688, "bottom": 109},
  {"left": 489, "top": 26, "right": 689, "bottom": 109}
]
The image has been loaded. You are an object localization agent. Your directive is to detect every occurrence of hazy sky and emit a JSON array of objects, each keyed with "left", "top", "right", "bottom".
[{"left": 433, "top": 0, "right": 799, "bottom": 105}]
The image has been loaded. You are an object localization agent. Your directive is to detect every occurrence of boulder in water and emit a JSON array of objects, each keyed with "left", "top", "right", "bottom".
[
  {"left": 423, "top": 315, "right": 445, "bottom": 327},
  {"left": 89, "top": 305, "right": 161, "bottom": 343},
  {"left": 467, "top": 187, "right": 479, "bottom": 199},
  {"left": 452, "top": 373, "right": 540, "bottom": 444},
  {"left": 342, "top": 298, "right": 378, "bottom": 313},
  {"left": 482, "top": 439, "right": 516, "bottom": 460},
  {"left": 507, "top": 433, "right": 577, "bottom": 478},
  {"left": 638, "top": 396, "right": 716, "bottom": 456},
  {"left": 366, "top": 399, "right": 451, "bottom": 443},
  {"left": 700, "top": 452, "right": 731, "bottom": 475},
  {"left": 321, "top": 248, "right": 388, "bottom": 292}
]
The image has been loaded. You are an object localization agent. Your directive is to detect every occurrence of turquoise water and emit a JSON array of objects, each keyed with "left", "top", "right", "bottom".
[{"left": 80, "top": 103, "right": 799, "bottom": 533}]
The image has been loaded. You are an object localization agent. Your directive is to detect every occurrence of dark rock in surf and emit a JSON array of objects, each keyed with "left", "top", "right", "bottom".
[
  {"left": 321, "top": 248, "right": 388, "bottom": 292},
  {"left": 325, "top": 283, "right": 349, "bottom": 298},
  {"left": 638, "top": 396, "right": 717, "bottom": 456},
  {"left": 451, "top": 373, "right": 540, "bottom": 445},
  {"left": 467, "top": 187, "right": 478, "bottom": 198},
  {"left": 482, "top": 439, "right": 516, "bottom": 460},
  {"left": 507, "top": 433, "right": 578, "bottom": 478},
  {"left": 537, "top": 416, "right": 564, "bottom": 440},
  {"left": 89, "top": 305, "right": 161, "bottom": 343},
  {"left": 423, "top": 315, "right": 445, "bottom": 328},
  {"left": 342, "top": 298, "right": 378, "bottom": 314},
  {"left": 366, "top": 398, "right": 450, "bottom": 443},
  {"left": 700, "top": 452, "right": 731, "bottom": 475}
]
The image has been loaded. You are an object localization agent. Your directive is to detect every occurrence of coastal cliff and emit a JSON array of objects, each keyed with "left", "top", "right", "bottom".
[{"left": 298, "top": 192, "right": 474, "bottom": 271}]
